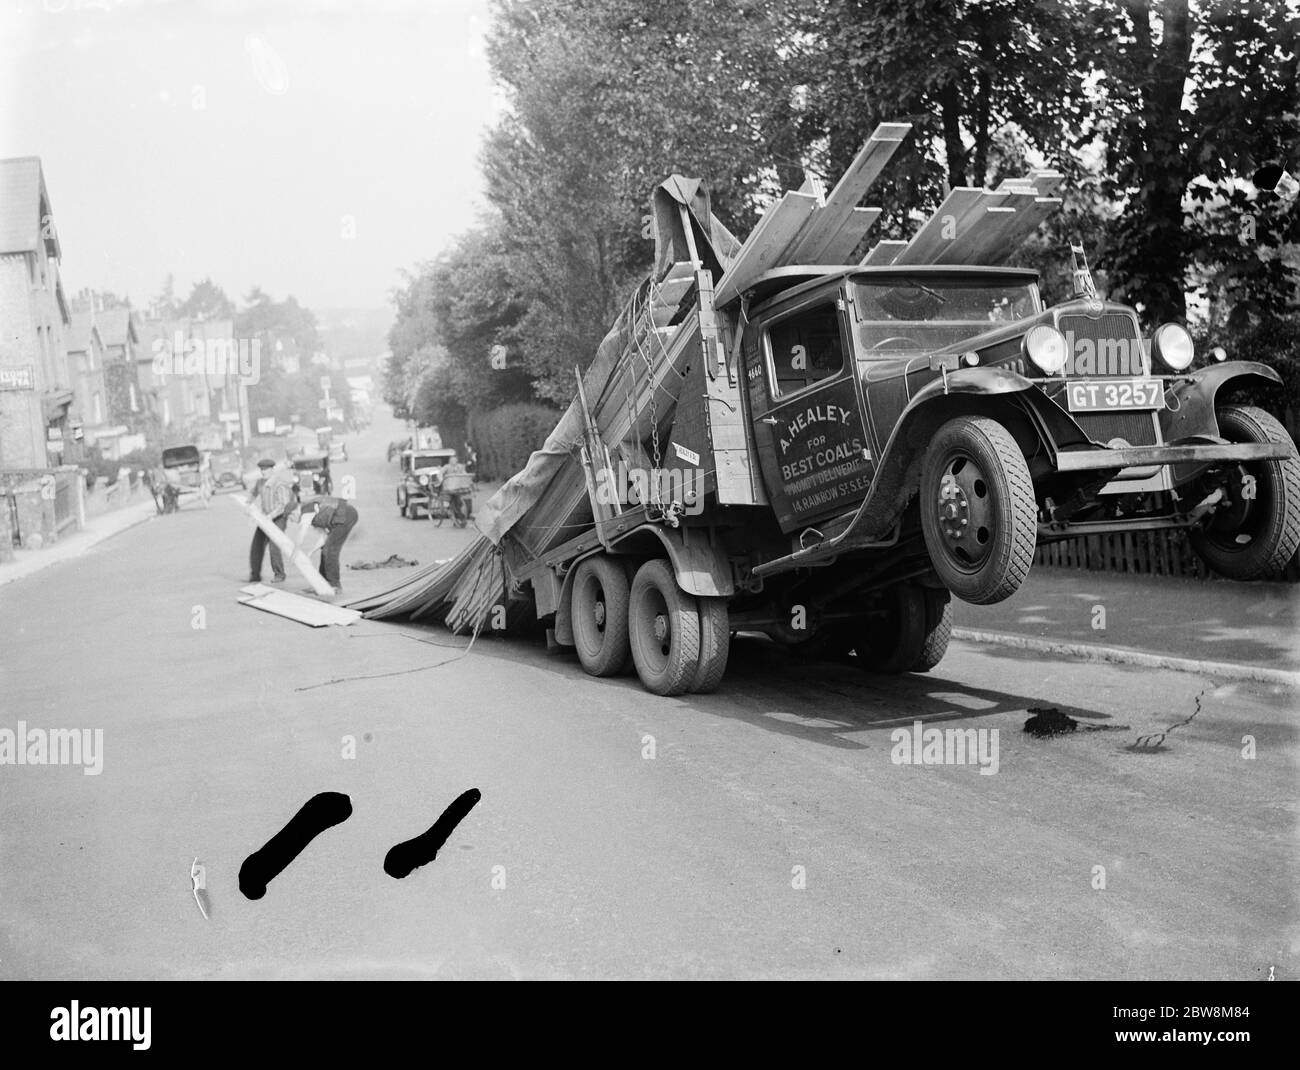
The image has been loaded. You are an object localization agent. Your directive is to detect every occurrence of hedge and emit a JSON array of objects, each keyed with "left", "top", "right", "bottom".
[{"left": 468, "top": 403, "right": 562, "bottom": 480}]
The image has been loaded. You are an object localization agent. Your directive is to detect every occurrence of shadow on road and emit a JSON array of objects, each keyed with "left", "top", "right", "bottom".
[{"left": 422, "top": 629, "right": 1123, "bottom": 751}]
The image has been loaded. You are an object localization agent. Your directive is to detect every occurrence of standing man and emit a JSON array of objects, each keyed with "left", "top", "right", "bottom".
[
  {"left": 247, "top": 458, "right": 298, "bottom": 583},
  {"left": 290, "top": 495, "right": 358, "bottom": 596}
]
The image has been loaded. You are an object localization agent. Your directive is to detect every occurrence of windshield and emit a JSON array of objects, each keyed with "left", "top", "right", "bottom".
[
  {"left": 413, "top": 454, "right": 452, "bottom": 469},
  {"left": 852, "top": 277, "right": 1039, "bottom": 354}
]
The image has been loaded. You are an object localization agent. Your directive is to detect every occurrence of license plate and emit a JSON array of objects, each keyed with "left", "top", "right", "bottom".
[{"left": 1066, "top": 378, "right": 1164, "bottom": 412}]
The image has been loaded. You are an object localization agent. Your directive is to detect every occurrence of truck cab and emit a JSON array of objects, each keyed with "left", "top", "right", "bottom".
[{"left": 739, "top": 262, "right": 1296, "bottom": 609}]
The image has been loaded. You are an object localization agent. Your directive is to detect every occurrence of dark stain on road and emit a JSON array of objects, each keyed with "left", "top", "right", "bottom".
[
  {"left": 239, "top": 791, "right": 353, "bottom": 900},
  {"left": 1024, "top": 707, "right": 1078, "bottom": 737},
  {"left": 384, "top": 789, "right": 482, "bottom": 879}
]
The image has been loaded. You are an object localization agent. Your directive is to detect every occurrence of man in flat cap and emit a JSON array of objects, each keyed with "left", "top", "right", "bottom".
[{"left": 247, "top": 458, "right": 298, "bottom": 583}]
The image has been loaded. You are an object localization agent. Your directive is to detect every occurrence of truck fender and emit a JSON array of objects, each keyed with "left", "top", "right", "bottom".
[
  {"left": 609, "top": 523, "right": 735, "bottom": 598},
  {"left": 910, "top": 364, "right": 1036, "bottom": 398},
  {"left": 851, "top": 367, "right": 1065, "bottom": 539},
  {"left": 1162, "top": 361, "right": 1283, "bottom": 442},
  {"left": 553, "top": 565, "right": 580, "bottom": 647}
]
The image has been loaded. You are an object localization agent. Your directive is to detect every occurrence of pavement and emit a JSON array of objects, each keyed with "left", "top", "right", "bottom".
[
  {"left": 1, "top": 410, "right": 1297, "bottom": 980},
  {"left": 956, "top": 568, "right": 1300, "bottom": 681},
  {"left": 0, "top": 493, "right": 157, "bottom": 590}
]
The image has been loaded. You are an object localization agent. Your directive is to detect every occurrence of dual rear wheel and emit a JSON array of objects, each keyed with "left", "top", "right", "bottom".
[
  {"left": 570, "top": 556, "right": 729, "bottom": 696},
  {"left": 852, "top": 584, "right": 952, "bottom": 674}
]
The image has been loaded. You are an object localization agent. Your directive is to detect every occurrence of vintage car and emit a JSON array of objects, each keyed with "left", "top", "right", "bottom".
[
  {"left": 741, "top": 253, "right": 1300, "bottom": 607},
  {"left": 160, "top": 445, "right": 212, "bottom": 509},
  {"left": 208, "top": 449, "right": 245, "bottom": 492},
  {"left": 291, "top": 451, "right": 332, "bottom": 498},
  {"left": 396, "top": 447, "right": 458, "bottom": 518}
]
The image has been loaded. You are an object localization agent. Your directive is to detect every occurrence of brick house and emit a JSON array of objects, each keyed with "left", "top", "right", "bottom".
[
  {"left": 65, "top": 308, "right": 108, "bottom": 460},
  {"left": 0, "top": 157, "right": 74, "bottom": 469},
  {"left": 97, "top": 305, "right": 142, "bottom": 426}
]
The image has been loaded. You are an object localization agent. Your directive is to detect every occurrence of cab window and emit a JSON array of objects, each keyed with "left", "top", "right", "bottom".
[{"left": 767, "top": 302, "right": 845, "bottom": 396}]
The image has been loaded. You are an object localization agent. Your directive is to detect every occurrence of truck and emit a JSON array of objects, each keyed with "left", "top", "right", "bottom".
[{"left": 356, "top": 122, "right": 1300, "bottom": 696}]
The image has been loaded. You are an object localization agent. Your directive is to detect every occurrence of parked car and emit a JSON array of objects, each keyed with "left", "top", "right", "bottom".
[
  {"left": 208, "top": 449, "right": 245, "bottom": 492},
  {"left": 396, "top": 447, "right": 458, "bottom": 518},
  {"left": 291, "top": 451, "right": 332, "bottom": 498},
  {"left": 160, "top": 445, "right": 212, "bottom": 509}
]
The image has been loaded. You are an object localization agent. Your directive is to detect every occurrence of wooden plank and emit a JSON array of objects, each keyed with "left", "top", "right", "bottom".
[
  {"left": 860, "top": 240, "right": 907, "bottom": 266},
  {"left": 995, "top": 169, "right": 1063, "bottom": 197},
  {"left": 1027, "top": 169, "right": 1064, "bottom": 196},
  {"left": 233, "top": 496, "right": 335, "bottom": 596},
  {"left": 817, "top": 206, "right": 882, "bottom": 263},
  {"left": 891, "top": 188, "right": 985, "bottom": 265},
  {"left": 784, "top": 122, "right": 911, "bottom": 263},
  {"left": 237, "top": 587, "right": 362, "bottom": 627},
  {"left": 713, "top": 191, "right": 820, "bottom": 306},
  {"left": 953, "top": 205, "right": 1038, "bottom": 266},
  {"left": 982, "top": 196, "right": 1063, "bottom": 264},
  {"left": 797, "top": 171, "right": 827, "bottom": 204},
  {"left": 931, "top": 206, "right": 1016, "bottom": 264},
  {"left": 932, "top": 188, "right": 1041, "bottom": 264}
]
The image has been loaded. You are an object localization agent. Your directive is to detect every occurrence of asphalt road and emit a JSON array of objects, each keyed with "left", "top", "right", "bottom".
[{"left": 1, "top": 411, "right": 1296, "bottom": 979}]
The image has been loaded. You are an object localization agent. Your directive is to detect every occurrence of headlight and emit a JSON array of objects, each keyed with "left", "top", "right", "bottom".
[
  {"left": 417, "top": 475, "right": 428, "bottom": 486},
  {"left": 1023, "top": 324, "right": 1068, "bottom": 375},
  {"left": 1152, "top": 323, "right": 1194, "bottom": 371}
]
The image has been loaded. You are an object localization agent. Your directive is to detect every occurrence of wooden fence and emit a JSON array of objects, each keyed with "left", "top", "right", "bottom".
[{"left": 1035, "top": 529, "right": 1300, "bottom": 582}]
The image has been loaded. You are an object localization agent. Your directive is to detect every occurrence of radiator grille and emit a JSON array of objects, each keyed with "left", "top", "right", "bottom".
[
  {"left": 1074, "top": 409, "right": 1160, "bottom": 446},
  {"left": 1057, "top": 312, "right": 1146, "bottom": 377}
]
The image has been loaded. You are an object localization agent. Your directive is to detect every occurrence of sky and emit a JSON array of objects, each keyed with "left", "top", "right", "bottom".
[{"left": 0, "top": 0, "right": 498, "bottom": 314}]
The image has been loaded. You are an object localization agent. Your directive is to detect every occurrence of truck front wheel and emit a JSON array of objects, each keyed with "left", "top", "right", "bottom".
[
  {"left": 853, "top": 585, "right": 950, "bottom": 674},
  {"left": 1190, "top": 406, "right": 1300, "bottom": 580},
  {"left": 571, "top": 556, "right": 631, "bottom": 677},
  {"left": 628, "top": 559, "right": 701, "bottom": 696},
  {"left": 920, "top": 417, "right": 1037, "bottom": 605}
]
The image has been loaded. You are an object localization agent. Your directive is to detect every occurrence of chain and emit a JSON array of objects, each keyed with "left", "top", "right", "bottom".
[{"left": 632, "top": 283, "right": 663, "bottom": 514}]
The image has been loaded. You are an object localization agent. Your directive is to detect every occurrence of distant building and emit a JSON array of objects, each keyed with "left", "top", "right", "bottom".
[
  {"left": 132, "top": 314, "right": 244, "bottom": 446},
  {"left": 95, "top": 304, "right": 142, "bottom": 425},
  {"left": 0, "top": 157, "right": 73, "bottom": 469},
  {"left": 65, "top": 308, "right": 108, "bottom": 458}
]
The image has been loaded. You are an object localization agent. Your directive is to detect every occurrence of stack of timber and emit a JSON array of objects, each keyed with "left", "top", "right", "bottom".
[{"left": 354, "top": 123, "right": 1065, "bottom": 629}]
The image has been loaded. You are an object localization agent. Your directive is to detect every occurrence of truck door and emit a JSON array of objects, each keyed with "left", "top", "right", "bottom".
[{"left": 748, "top": 290, "right": 875, "bottom": 533}]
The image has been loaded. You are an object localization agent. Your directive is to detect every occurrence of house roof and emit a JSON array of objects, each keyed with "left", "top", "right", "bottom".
[
  {"left": 133, "top": 318, "right": 171, "bottom": 363},
  {"left": 96, "top": 306, "right": 138, "bottom": 347},
  {"left": 0, "top": 157, "right": 61, "bottom": 258},
  {"left": 66, "top": 310, "right": 103, "bottom": 354}
]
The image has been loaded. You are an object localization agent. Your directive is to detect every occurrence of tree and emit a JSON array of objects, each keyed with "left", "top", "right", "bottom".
[
  {"left": 1098, "top": 0, "right": 1300, "bottom": 325},
  {"left": 151, "top": 274, "right": 179, "bottom": 318},
  {"left": 482, "top": 0, "right": 805, "bottom": 400},
  {"left": 798, "top": 0, "right": 1096, "bottom": 235},
  {"left": 179, "top": 277, "right": 235, "bottom": 321}
]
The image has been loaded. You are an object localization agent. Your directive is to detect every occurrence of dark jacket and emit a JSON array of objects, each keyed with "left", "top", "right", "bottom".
[{"left": 300, "top": 496, "right": 350, "bottom": 529}]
